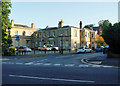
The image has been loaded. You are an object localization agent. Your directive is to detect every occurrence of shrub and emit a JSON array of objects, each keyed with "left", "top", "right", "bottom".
[{"left": 8, "top": 47, "right": 16, "bottom": 56}]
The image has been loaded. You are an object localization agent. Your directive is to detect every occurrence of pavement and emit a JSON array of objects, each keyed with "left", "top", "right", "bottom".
[
  {"left": 2, "top": 51, "right": 120, "bottom": 68},
  {"left": 82, "top": 55, "right": 120, "bottom": 68}
]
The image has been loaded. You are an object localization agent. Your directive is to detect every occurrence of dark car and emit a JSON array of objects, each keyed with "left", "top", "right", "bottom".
[
  {"left": 96, "top": 46, "right": 104, "bottom": 52},
  {"left": 103, "top": 46, "right": 109, "bottom": 54}
]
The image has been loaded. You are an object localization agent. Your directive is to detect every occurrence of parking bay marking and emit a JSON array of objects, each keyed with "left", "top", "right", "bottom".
[{"left": 9, "top": 75, "right": 95, "bottom": 83}]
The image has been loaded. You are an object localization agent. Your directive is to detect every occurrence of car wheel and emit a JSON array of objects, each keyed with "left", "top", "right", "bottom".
[
  {"left": 84, "top": 50, "right": 86, "bottom": 53},
  {"left": 90, "top": 51, "right": 91, "bottom": 53}
]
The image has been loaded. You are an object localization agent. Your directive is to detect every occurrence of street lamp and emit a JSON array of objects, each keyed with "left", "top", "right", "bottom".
[{"left": 61, "top": 33, "right": 63, "bottom": 54}]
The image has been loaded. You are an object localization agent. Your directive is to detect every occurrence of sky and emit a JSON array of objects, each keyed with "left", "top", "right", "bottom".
[{"left": 9, "top": 2, "right": 118, "bottom": 29}]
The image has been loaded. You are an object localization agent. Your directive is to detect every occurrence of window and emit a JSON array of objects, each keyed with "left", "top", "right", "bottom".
[
  {"left": 36, "top": 33, "right": 38, "bottom": 38},
  {"left": 47, "top": 41, "right": 50, "bottom": 44},
  {"left": 92, "top": 34, "right": 94, "bottom": 38},
  {"left": 39, "top": 33, "right": 41, "bottom": 38},
  {"left": 65, "top": 30, "right": 68, "bottom": 36},
  {"left": 85, "top": 32, "right": 87, "bottom": 37},
  {"left": 39, "top": 42, "right": 41, "bottom": 47},
  {"left": 88, "top": 33, "right": 90, "bottom": 38},
  {"left": 100, "top": 31, "right": 102, "bottom": 35},
  {"left": 82, "top": 31, "right": 84, "bottom": 37},
  {"left": 22, "top": 31, "right": 25, "bottom": 36},
  {"left": 15, "top": 30, "right": 18, "bottom": 35},
  {"left": 48, "top": 32, "right": 50, "bottom": 37},
  {"left": 65, "top": 41, "right": 68, "bottom": 47},
  {"left": 35, "top": 42, "right": 37, "bottom": 47},
  {"left": 43, "top": 33, "right": 45, "bottom": 37},
  {"left": 75, "top": 31, "right": 77, "bottom": 37},
  {"left": 53, "top": 31, "right": 55, "bottom": 37},
  {"left": 60, "top": 41, "right": 62, "bottom": 47},
  {"left": 52, "top": 41, "right": 55, "bottom": 46}
]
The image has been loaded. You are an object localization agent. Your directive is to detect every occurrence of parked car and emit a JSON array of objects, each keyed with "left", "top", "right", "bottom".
[
  {"left": 96, "top": 46, "right": 104, "bottom": 52},
  {"left": 103, "top": 46, "right": 109, "bottom": 54},
  {"left": 18, "top": 46, "right": 32, "bottom": 52},
  {"left": 15, "top": 46, "right": 19, "bottom": 51},
  {"left": 77, "top": 47, "right": 91, "bottom": 53}
]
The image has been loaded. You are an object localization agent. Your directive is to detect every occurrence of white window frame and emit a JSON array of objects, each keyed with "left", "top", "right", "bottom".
[
  {"left": 39, "top": 42, "right": 41, "bottom": 47},
  {"left": 53, "top": 31, "right": 55, "bottom": 37}
]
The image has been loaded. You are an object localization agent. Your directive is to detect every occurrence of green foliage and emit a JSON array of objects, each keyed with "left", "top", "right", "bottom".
[
  {"left": 102, "top": 20, "right": 120, "bottom": 53},
  {"left": 1, "top": 2, "right": 12, "bottom": 55},
  {"left": 84, "top": 24, "right": 94, "bottom": 28},
  {"left": 8, "top": 47, "right": 15, "bottom": 55}
]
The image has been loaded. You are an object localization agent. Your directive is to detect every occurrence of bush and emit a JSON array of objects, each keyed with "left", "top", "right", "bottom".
[{"left": 8, "top": 47, "right": 16, "bottom": 56}]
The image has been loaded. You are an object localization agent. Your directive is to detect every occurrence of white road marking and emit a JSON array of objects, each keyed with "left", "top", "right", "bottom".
[
  {"left": 43, "top": 63, "right": 51, "bottom": 66},
  {"left": 9, "top": 75, "right": 95, "bottom": 83},
  {"left": 25, "top": 62, "right": 34, "bottom": 65},
  {"left": 33, "top": 63, "right": 43, "bottom": 65},
  {"left": 15, "top": 63, "right": 23, "bottom": 65},
  {"left": 53, "top": 64, "right": 61, "bottom": 66},
  {"left": 90, "top": 61, "right": 102, "bottom": 64},
  {"left": 91, "top": 65, "right": 101, "bottom": 67},
  {"left": 64, "top": 64, "right": 75, "bottom": 67},
  {"left": 102, "top": 66, "right": 113, "bottom": 68},
  {"left": 2, "top": 62, "right": 7, "bottom": 64},
  {"left": 78, "top": 65, "right": 89, "bottom": 67}
]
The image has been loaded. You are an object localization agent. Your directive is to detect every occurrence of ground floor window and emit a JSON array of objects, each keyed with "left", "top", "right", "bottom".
[{"left": 65, "top": 41, "right": 68, "bottom": 47}]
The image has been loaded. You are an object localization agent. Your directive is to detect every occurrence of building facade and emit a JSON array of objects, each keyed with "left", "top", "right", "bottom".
[
  {"left": 32, "top": 20, "right": 97, "bottom": 50},
  {"left": 10, "top": 19, "right": 39, "bottom": 48}
]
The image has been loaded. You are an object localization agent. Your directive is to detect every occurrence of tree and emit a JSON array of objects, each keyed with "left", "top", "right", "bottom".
[
  {"left": 102, "top": 20, "right": 120, "bottom": 57},
  {"left": 1, "top": 1, "right": 12, "bottom": 55},
  {"left": 95, "top": 35, "right": 106, "bottom": 46},
  {"left": 84, "top": 24, "right": 95, "bottom": 28}
]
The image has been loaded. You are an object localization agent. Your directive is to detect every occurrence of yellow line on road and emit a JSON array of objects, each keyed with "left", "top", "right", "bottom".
[{"left": 81, "top": 58, "right": 120, "bottom": 68}]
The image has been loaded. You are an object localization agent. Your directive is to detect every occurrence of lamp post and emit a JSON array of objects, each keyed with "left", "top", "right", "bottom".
[{"left": 61, "top": 33, "right": 63, "bottom": 54}]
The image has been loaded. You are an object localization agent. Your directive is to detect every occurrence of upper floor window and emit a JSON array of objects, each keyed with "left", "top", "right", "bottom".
[
  {"left": 100, "top": 31, "right": 102, "bottom": 35},
  {"left": 53, "top": 31, "right": 55, "bottom": 37},
  {"left": 65, "top": 30, "right": 68, "bottom": 36},
  {"left": 85, "top": 32, "right": 87, "bottom": 37},
  {"left": 48, "top": 32, "right": 50, "bottom": 37},
  {"left": 39, "top": 33, "right": 41, "bottom": 38},
  {"left": 29, "top": 32, "right": 31, "bottom": 36},
  {"left": 92, "top": 34, "right": 94, "bottom": 38},
  {"left": 15, "top": 30, "right": 18, "bottom": 35},
  {"left": 75, "top": 31, "right": 77, "bottom": 37},
  {"left": 88, "top": 33, "right": 90, "bottom": 38},
  {"left": 22, "top": 31, "right": 25, "bottom": 36},
  {"left": 52, "top": 41, "right": 55, "bottom": 46},
  {"left": 82, "top": 31, "right": 84, "bottom": 37}
]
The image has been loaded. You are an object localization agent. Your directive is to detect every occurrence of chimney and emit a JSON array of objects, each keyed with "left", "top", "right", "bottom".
[
  {"left": 31, "top": 23, "right": 35, "bottom": 29},
  {"left": 80, "top": 21, "right": 82, "bottom": 29},
  {"left": 11, "top": 19, "right": 14, "bottom": 27},
  {"left": 58, "top": 20, "right": 63, "bottom": 27},
  {"left": 46, "top": 25, "right": 49, "bottom": 28}
]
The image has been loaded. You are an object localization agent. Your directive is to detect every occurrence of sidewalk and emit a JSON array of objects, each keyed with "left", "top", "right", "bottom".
[
  {"left": 2, "top": 51, "right": 76, "bottom": 60},
  {"left": 85, "top": 55, "right": 120, "bottom": 67}
]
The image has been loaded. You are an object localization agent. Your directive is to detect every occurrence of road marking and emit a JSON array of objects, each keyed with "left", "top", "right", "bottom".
[
  {"left": 9, "top": 75, "right": 95, "bottom": 83},
  {"left": 15, "top": 63, "right": 23, "bottom": 65},
  {"left": 33, "top": 63, "right": 43, "bottom": 65},
  {"left": 90, "top": 61, "right": 102, "bottom": 64},
  {"left": 102, "top": 66, "right": 113, "bottom": 68},
  {"left": 53, "top": 64, "right": 61, "bottom": 66},
  {"left": 91, "top": 65, "right": 101, "bottom": 67},
  {"left": 0, "top": 59, "right": 10, "bottom": 61},
  {"left": 78, "top": 65, "right": 89, "bottom": 67},
  {"left": 25, "top": 62, "right": 34, "bottom": 65},
  {"left": 64, "top": 64, "right": 75, "bottom": 67},
  {"left": 43, "top": 63, "right": 51, "bottom": 66}
]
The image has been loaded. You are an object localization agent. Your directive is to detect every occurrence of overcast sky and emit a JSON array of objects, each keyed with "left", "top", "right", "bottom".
[{"left": 9, "top": 2, "right": 118, "bottom": 29}]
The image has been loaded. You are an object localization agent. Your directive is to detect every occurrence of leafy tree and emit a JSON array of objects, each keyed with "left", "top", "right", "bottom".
[
  {"left": 102, "top": 20, "right": 120, "bottom": 54},
  {"left": 1, "top": 1, "right": 12, "bottom": 55},
  {"left": 95, "top": 35, "right": 106, "bottom": 46},
  {"left": 84, "top": 24, "right": 95, "bottom": 28}
]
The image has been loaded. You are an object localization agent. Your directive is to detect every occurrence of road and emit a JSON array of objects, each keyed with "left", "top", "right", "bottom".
[{"left": 2, "top": 52, "right": 120, "bottom": 85}]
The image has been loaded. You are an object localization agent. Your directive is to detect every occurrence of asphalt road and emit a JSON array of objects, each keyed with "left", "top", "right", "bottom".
[{"left": 2, "top": 52, "right": 120, "bottom": 85}]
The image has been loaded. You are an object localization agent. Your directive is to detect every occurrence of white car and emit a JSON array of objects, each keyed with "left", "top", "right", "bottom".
[
  {"left": 77, "top": 47, "right": 91, "bottom": 53},
  {"left": 18, "top": 46, "right": 32, "bottom": 52}
]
